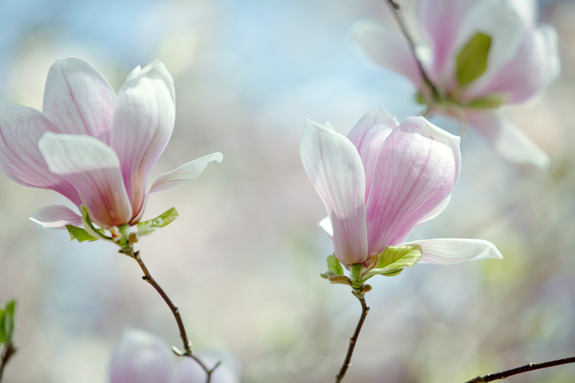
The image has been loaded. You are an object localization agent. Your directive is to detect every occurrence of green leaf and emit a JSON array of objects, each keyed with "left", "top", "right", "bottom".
[
  {"left": 136, "top": 207, "right": 179, "bottom": 237},
  {"left": 456, "top": 32, "right": 492, "bottom": 88},
  {"left": 466, "top": 93, "right": 508, "bottom": 110},
  {"left": 364, "top": 245, "right": 423, "bottom": 278},
  {"left": 0, "top": 299, "right": 16, "bottom": 346},
  {"left": 320, "top": 254, "right": 344, "bottom": 279},
  {"left": 66, "top": 225, "right": 99, "bottom": 242}
]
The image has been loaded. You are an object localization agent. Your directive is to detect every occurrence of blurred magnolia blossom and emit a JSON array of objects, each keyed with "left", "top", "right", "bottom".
[
  {"left": 300, "top": 109, "right": 501, "bottom": 279},
  {"left": 352, "top": 0, "right": 559, "bottom": 168},
  {"left": 0, "top": 58, "right": 222, "bottom": 231},
  {"left": 109, "top": 329, "right": 239, "bottom": 383}
]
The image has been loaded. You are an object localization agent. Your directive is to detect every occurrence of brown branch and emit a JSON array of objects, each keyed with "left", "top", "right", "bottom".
[
  {"left": 335, "top": 294, "right": 370, "bottom": 383},
  {"left": 464, "top": 356, "right": 575, "bottom": 382},
  {"left": 0, "top": 345, "right": 16, "bottom": 382},
  {"left": 384, "top": 0, "right": 441, "bottom": 102},
  {"left": 129, "top": 249, "right": 219, "bottom": 382}
]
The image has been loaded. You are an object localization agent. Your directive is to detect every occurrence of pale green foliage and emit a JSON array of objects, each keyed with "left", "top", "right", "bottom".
[
  {"left": 137, "top": 207, "right": 179, "bottom": 237},
  {"left": 0, "top": 299, "right": 16, "bottom": 346},
  {"left": 362, "top": 244, "right": 423, "bottom": 279},
  {"left": 320, "top": 254, "right": 344, "bottom": 279}
]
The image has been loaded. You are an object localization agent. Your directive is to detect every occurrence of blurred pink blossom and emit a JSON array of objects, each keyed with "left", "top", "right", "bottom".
[
  {"left": 352, "top": 0, "right": 559, "bottom": 168},
  {"left": 300, "top": 108, "right": 502, "bottom": 267},
  {"left": 0, "top": 58, "right": 222, "bottom": 229},
  {"left": 109, "top": 329, "right": 239, "bottom": 383}
]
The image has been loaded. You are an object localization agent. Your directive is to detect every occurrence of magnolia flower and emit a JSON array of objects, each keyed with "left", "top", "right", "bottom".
[
  {"left": 0, "top": 58, "right": 222, "bottom": 230},
  {"left": 109, "top": 329, "right": 239, "bottom": 383},
  {"left": 300, "top": 109, "right": 501, "bottom": 270},
  {"left": 352, "top": 0, "right": 559, "bottom": 168}
]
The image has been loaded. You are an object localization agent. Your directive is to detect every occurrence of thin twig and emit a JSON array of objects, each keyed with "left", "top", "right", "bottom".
[
  {"left": 130, "top": 249, "right": 219, "bottom": 382},
  {"left": 384, "top": 0, "right": 441, "bottom": 102},
  {"left": 464, "top": 356, "right": 575, "bottom": 382},
  {"left": 335, "top": 294, "right": 370, "bottom": 383},
  {"left": 0, "top": 345, "right": 16, "bottom": 382}
]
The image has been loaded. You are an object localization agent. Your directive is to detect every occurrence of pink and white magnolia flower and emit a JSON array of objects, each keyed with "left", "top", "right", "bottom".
[
  {"left": 352, "top": 0, "right": 559, "bottom": 168},
  {"left": 109, "top": 329, "right": 238, "bottom": 383},
  {"left": 0, "top": 58, "right": 222, "bottom": 230},
  {"left": 300, "top": 108, "right": 502, "bottom": 267}
]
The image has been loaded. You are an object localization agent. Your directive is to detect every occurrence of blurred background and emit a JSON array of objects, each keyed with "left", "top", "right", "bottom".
[{"left": 0, "top": 0, "right": 575, "bottom": 382}]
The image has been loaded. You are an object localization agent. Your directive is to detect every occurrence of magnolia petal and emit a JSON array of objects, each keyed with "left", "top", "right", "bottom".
[
  {"left": 300, "top": 120, "right": 368, "bottom": 265},
  {"left": 351, "top": 20, "right": 422, "bottom": 87},
  {"left": 43, "top": 58, "right": 116, "bottom": 143},
  {"left": 467, "top": 112, "right": 549, "bottom": 168},
  {"left": 347, "top": 109, "right": 398, "bottom": 202},
  {"left": 109, "top": 329, "right": 173, "bottom": 383},
  {"left": 0, "top": 103, "right": 81, "bottom": 205},
  {"left": 319, "top": 216, "right": 333, "bottom": 237},
  {"left": 454, "top": 0, "right": 525, "bottom": 91},
  {"left": 465, "top": 24, "right": 559, "bottom": 104},
  {"left": 39, "top": 132, "right": 132, "bottom": 228},
  {"left": 111, "top": 59, "right": 176, "bottom": 219},
  {"left": 418, "top": 0, "right": 483, "bottom": 78},
  {"left": 149, "top": 152, "right": 223, "bottom": 193},
  {"left": 365, "top": 117, "right": 461, "bottom": 254},
  {"left": 407, "top": 238, "right": 503, "bottom": 265},
  {"left": 416, "top": 194, "right": 452, "bottom": 226},
  {"left": 29, "top": 205, "right": 82, "bottom": 230}
]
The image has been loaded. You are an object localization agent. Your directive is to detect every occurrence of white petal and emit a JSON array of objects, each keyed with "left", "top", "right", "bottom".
[
  {"left": 29, "top": 205, "right": 82, "bottom": 230},
  {"left": 467, "top": 112, "right": 549, "bottom": 168},
  {"left": 407, "top": 238, "right": 503, "bottom": 265},
  {"left": 149, "top": 152, "right": 223, "bottom": 193},
  {"left": 300, "top": 119, "right": 368, "bottom": 265}
]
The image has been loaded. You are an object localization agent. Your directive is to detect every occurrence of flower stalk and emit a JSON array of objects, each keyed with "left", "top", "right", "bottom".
[
  {"left": 122, "top": 244, "right": 220, "bottom": 382},
  {"left": 335, "top": 290, "right": 370, "bottom": 383},
  {"left": 0, "top": 344, "right": 16, "bottom": 382}
]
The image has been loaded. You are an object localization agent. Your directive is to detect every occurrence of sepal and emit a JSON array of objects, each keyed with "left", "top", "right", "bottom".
[{"left": 363, "top": 244, "right": 422, "bottom": 279}]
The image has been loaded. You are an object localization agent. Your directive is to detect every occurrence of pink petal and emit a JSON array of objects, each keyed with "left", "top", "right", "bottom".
[
  {"left": 351, "top": 20, "right": 422, "bottom": 87},
  {"left": 365, "top": 117, "right": 460, "bottom": 254},
  {"left": 38, "top": 132, "right": 132, "bottom": 228},
  {"left": 467, "top": 112, "right": 549, "bottom": 168},
  {"left": 464, "top": 25, "right": 559, "bottom": 104},
  {"left": 453, "top": 0, "right": 525, "bottom": 91},
  {"left": 347, "top": 109, "right": 398, "bottom": 203},
  {"left": 109, "top": 329, "right": 173, "bottom": 383},
  {"left": 407, "top": 238, "right": 503, "bottom": 265},
  {"left": 110, "top": 59, "right": 176, "bottom": 221},
  {"left": 0, "top": 103, "right": 81, "bottom": 205},
  {"left": 300, "top": 120, "right": 368, "bottom": 265},
  {"left": 149, "top": 152, "right": 223, "bottom": 193},
  {"left": 418, "top": 0, "right": 482, "bottom": 79},
  {"left": 43, "top": 58, "right": 116, "bottom": 143},
  {"left": 29, "top": 205, "right": 82, "bottom": 230}
]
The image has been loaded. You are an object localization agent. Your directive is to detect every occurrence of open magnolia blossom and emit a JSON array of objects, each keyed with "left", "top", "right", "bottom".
[
  {"left": 352, "top": 0, "right": 559, "bottom": 168},
  {"left": 300, "top": 109, "right": 501, "bottom": 284},
  {"left": 109, "top": 329, "right": 238, "bottom": 383},
  {"left": 0, "top": 58, "right": 222, "bottom": 231}
]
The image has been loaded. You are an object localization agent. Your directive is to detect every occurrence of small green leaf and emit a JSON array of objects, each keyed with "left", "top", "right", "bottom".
[
  {"left": 137, "top": 207, "right": 179, "bottom": 237},
  {"left": 456, "top": 32, "right": 492, "bottom": 88},
  {"left": 320, "top": 254, "right": 344, "bottom": 279},
  {"left": 364, "top": 245, "right": 423, "bottom": 278},
  {"left": 0, "top": 299, "right": 16, "bottom": 346},
  {"left": 466, "top": 93, "right": 508, "bottom": 109},
  {"left": 66, "top": 225, "right": 99, "bottom": 242}
]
